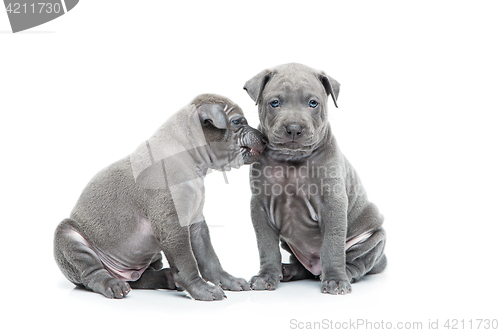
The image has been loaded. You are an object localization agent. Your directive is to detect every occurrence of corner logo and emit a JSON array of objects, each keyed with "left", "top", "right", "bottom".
[{"left": 3, "top": 0, "right": 79, "bottom": 33}]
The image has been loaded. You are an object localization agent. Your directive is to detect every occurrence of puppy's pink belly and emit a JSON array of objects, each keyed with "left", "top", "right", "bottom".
[
  {"left": 286, "top": 230, "right": 375, "bottom": 275},
  {"left": 288, "top": 243, "right": 322, "bottom": 276},
  {"left": 68, "top": 228, "right": 155, "bottom": 282},
  {"left": 92, "top": 246, "right": 150, "bottom": 281}
]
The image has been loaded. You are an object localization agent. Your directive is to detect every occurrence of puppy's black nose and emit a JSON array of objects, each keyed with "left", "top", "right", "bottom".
[{"left": 284, "top": 124, "right": 304, "bottom": 140}]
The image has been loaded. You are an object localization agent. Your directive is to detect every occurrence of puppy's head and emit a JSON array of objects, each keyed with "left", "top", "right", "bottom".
[
  {"left": 244, "top": 63, "right": 339, "bottom": 157},
  {"left": 193, "top": 94, "right": 266, "bottom": 165}
]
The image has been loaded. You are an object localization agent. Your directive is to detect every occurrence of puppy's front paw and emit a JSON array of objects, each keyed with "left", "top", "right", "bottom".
[
  {"left": 249, "top": 273, "right": 280, "bottom": 290},
  {"left": 185, "top": 278, "right": 226, "bottom": 301},
  {"left": 217, "top": 271, "right": 250, "bottom": 291},
  {"left": 320, "top": 279, "right": 352, "bottom": 295}
]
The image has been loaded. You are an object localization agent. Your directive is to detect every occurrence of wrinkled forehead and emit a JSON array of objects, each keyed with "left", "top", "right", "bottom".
[
  {"left": 264, "top": 72, "right": 326, "bottom": 99},
  {"left": 225, "top": 103, "right": 244, "bottom": 118}
]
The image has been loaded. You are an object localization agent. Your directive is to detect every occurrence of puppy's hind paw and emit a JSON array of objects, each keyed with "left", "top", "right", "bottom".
[{"left": 101, "top": 278, "right": 131, "bottom": 299}]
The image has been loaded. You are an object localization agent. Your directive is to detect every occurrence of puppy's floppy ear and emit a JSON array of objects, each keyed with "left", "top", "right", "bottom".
[
  {"left": 197, "top": 103, "right": 228, "bottom": 129},
  {"left": 319, "top": 74, "right": 340, "bottom": 108},
  {"left": 244, "top": 70, "right": 273, "bottom": 105}
]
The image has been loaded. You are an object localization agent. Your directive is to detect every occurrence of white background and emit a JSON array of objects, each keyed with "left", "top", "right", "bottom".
[{"left": 1, "top": 1, "right": 499, "bottom": 332}]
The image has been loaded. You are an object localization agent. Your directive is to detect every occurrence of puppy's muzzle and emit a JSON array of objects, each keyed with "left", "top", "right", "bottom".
[
  {"left": 284, "top": 123, "right": 304, "bottom": 141},
  {"left": 240, "top": 128, "right": 267, "bottom": 164}
]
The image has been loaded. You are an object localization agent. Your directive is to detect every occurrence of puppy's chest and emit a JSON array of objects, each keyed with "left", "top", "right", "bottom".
[
  {"left": 261, "top": 163, "right": 323, "bottom": 192},
  {"left": 260, "top": 167, "right": 325, "bottom": 236}
]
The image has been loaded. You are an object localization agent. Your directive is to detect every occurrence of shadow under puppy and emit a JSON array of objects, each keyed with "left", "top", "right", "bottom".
[
  {"left": 244, "top": 63, "right": 386, "bottom": 295},
  {"left": 54, "top": 94, "right": 266, "bottom": 301}
]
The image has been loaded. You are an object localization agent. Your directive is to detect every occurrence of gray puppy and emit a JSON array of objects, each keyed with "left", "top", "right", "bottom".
[
  {"left": 244, "top": 63, "right": 386, "bottom": 295},
  {"left": 54, "top": 94, "right": 266, "bottom": 301}
]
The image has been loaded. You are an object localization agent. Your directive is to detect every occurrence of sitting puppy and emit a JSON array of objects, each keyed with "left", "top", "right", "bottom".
[
  {"left": 54, "top": 94, "right": 266, "bottom": 301},
  {"left": 244, "top": 64, "right": 386, "bottom": 295}
]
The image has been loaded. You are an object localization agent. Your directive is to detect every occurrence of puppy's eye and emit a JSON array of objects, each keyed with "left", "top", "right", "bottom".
[
  {"left": 232, "top": 119, "right": 241, "bottom": 125},
  {"left": 309, "top": 100, "right": 319, "bottom": 108},
  {"left": 270, "top": 100, "right": 280, "bottom": 108}
]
